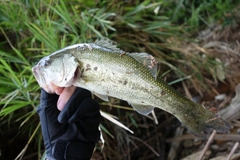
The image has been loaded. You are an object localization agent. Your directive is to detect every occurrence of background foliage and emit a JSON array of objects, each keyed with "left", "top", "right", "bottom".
[{"left": 0, "top": 0, "right": 239, "bottom": 159}]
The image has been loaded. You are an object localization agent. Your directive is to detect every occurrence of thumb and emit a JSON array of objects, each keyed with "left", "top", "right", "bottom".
[{"left": 57, "top": 86, "right": 76, "bottom": 111}]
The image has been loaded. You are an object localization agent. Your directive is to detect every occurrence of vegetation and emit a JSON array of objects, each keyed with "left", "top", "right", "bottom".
[{"left": 0, "top": 0, "right": 239, "bottom": 159}]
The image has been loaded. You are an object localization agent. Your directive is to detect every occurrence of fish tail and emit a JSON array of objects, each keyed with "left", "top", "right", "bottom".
[
  {"left": 205, "top": 115, "right": 231, "bottom": 133},
  {"left": 183, "top": 116, "right": 231, "bottom": 138},
  {"left": 179, "top": 103, "right": 231, "bottom": 138}
]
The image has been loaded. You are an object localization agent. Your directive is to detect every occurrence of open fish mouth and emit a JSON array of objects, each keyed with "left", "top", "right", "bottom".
[
  {"left": 32, "top": 65, "right": 45, "bottom": 86},
  {"left": 32, "top": 64, "right": 80, "bottom": 93},
  {"left": 32, "top": 65, "right": 50, "bottom": 92}
]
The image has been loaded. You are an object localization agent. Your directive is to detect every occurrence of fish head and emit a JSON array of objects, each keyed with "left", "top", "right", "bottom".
[{"left": 32, "top": 53, "right": 79, "bottom": 93}]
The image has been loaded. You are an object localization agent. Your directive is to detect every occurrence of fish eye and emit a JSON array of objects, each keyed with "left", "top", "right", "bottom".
[{"left": 44, "top": 60, "right": 51, "bottom": 67}]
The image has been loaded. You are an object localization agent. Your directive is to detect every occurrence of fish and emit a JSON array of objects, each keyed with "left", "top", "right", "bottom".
[{"left": 32, "top": 39, "right": 231, "bottom": 138}]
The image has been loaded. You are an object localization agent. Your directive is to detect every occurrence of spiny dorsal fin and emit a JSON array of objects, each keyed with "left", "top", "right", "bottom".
[
  {"left": 128, "top": 52, "right": 158, "bottom": 79},
  {"left": 94, "top": 39, "right": 124, "bottom": 52},
  {"left": 95, "top": 39, "right": 158, "bottom": 78}
]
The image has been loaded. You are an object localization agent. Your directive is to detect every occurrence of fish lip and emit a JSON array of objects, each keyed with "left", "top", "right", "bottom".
[
  {"left": 32, "top": 66, "right": 40, "bottom": 82},
  {"left": 32, "top": 66, "right": 55, "bottom": 93},
  {"left": 32, "top": 65, "right": 46, "bottom": 88}
]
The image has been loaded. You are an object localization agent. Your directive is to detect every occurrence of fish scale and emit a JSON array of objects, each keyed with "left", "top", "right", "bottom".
[
  {"left": 74, "top": 47, "right": 158, "bottom": 100},
  {"left": 74, "top": 48, "right": 151, "bottom": 99},
  {"left": 32, "top": 39, "right": 231, "bottom": 138}
]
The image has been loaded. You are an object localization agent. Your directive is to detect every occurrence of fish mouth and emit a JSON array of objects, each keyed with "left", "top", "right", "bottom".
[
  {"left": 32, "top": 65, "right": 45, "bottom": 86},
  {"left": 32, "top": 65, "right": 54, "bottom": 93},
  {"left": 32, "top": 65, "right": 79, "bottom": 93}
]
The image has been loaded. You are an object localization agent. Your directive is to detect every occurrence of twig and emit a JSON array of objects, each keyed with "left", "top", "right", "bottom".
[
  {"left": 226, "top": 142, "right": 239, "bottom": 160},
  {"left": 130, "top": 135, "right": 160, "bottom": 157},
  {"left": 218, "top": 96, "right": 232, "bottom": 109},
  {"left": 167, "top": 127, "right": 184, "bottom": 160},
  {"left": 198, "top": 130, "right": 216, "bottom": 160},
  {"left": 211, "top": 153, "right": 240, "bottom": 160},
  {"left": 15, "top": 123, "right": 41, "bottom": 160},
  {"left": 151, "top": 110, "right": 158, "bottom": 124},
  {"left": 182, "top": 81, "right": 193, "bottom": 100},
  {"left": 100, "top": 111, "right": 134, "bottom": 134},
  {"left": 231, "top": 120, "right": 240, "bottom": 127}
]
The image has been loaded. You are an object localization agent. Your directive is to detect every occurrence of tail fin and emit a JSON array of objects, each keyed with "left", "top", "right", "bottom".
[
  {"left": 205, "top": 115, "right": 231, "bottom": 133},
  {"left": 181, "top": 112, "right": 231, "bottom": 139}
]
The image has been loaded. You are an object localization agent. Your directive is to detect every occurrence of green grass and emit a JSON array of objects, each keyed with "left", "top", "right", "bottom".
[{"left": 0, "top": 0, "right": 239, "bottom": 159}]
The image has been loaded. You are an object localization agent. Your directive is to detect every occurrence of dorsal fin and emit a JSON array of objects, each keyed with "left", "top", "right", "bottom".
[
  {"left": 94, "top": 39, "right": 124, "bottom": 52},
  {"left": 128, "top": 52, "right": 158, "bottom": 79}
]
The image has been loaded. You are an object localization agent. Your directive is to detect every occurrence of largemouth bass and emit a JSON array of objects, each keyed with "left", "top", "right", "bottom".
[{"left": 32, "top": 39, "right": 230, "bottom": 138}]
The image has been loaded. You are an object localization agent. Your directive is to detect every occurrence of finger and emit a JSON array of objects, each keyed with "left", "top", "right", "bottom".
[
  {"left": 55, "top": 87, "right": 64, "bottom": 95},
  {"left": 57, "top": 86, "right": 76, "bottom": 111},
  {"left": 42, "top": 82, "right": 62, "bottom": 94}
]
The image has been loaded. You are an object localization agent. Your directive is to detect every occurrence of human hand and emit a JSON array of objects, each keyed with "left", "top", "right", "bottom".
[{"left": 37, "top": 86, "right": 101, "bottom": 160}]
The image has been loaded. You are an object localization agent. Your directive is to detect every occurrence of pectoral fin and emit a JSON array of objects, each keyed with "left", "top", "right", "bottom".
[
  {"left": 129, "top": 102, "right": 154, "bottom": 115},
  {"left": 94, "top": 39, "right": 124, "bottom": 53}
]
